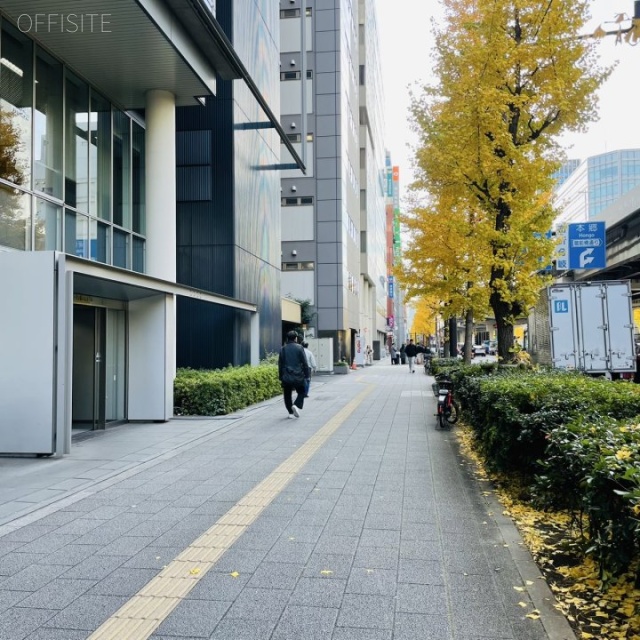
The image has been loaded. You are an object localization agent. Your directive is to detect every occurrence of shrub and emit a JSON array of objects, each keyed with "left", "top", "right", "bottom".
[{"left": 174, "top": 364, "right": 281, "bottom": 416}]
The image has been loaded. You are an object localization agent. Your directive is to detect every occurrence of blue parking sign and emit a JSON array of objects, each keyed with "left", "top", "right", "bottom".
[{"left": 568, "top": 222, "right": 606, "bottom": 269}]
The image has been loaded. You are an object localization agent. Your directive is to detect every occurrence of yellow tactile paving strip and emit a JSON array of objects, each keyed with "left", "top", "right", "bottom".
[{"left": 88, "top": 385, "right": 372, "bottom": 640}]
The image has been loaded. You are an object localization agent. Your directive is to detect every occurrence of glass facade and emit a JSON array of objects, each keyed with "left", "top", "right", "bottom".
[
  {"left": 588, "top": 150, "right": 640, "bottom": 218},
  {"left": 0, "top": 18, "right": 146, "bottom": 271}
]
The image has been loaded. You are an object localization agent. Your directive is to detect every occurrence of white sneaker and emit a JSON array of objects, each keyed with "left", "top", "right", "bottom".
[
  {"left": 292, "top": 406, "right": 300, "bottom": 418},
  {"left": 288, "top": 414, "right": 295, "bottom": 419}
]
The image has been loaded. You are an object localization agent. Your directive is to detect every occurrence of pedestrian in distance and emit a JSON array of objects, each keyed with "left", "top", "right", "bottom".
[
  {"left": 400, "top": 343, "right": 407, "bottom": 365},
  {"left": 302, "top": 341, "right": 317, "bottom": 398},
  {"left": 405, "top": 339, "right": 418, "bottom": 373},
  {"left": 390, "top": 343, "right": 398, "bottom": 365},
  {"left": 278, "top": 331, "right": 310, "bottom": 418}
]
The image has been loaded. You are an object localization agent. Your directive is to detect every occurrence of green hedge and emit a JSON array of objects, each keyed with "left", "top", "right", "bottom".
[
  {"left": 456, "top": 369, "right": 640, "bottom": 478},
  {"left": 452, "top": 366, "right": 640, "bottom": 581},
  {"left": 173, "top": 365, "right": 281, "bottom": 416}
]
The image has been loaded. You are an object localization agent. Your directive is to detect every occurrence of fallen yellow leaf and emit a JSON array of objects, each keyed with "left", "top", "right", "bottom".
[
  {"left": 189, "top": 567, "right": 201, "bottom": 575},
  {"left": 229, "top": 571, "right": 240, "bottom": 578}
]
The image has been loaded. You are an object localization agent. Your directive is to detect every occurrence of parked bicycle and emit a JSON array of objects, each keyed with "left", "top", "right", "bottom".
[
  {"left": 432, "top": 372, "right": 459, "bottom": 429},
  {"left": 424, "top": 353, "right": 433, "bottom": 375}
]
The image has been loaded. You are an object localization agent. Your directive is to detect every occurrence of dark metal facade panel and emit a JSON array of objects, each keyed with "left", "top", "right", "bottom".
[
  {"left": 177, "top": 166, "right": 212, "bottom": 201},
  {"left": 177, "top": 130, "right": 212, "bottom": 166},
  {"left": 175, "top": 0, "right": 283, "bottom": 369}
]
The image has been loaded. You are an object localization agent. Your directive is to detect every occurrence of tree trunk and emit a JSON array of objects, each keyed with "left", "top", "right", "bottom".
[
  {"left": 464, "top": 310, "right": 474, "bottom": 364},
  {"left": 449, "top": 317, "right": 458, "bottom": 359},
  {"left": 492, "top": 300, "right": 515, "bottom": 362}
]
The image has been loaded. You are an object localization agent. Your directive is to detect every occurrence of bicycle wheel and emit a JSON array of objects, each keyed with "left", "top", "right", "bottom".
[
  {"left": 445, "top": 400, "right": 459, "bottom": 425},
  {"left": 437, "top": 408, "right": 447, "bottom": 429}
]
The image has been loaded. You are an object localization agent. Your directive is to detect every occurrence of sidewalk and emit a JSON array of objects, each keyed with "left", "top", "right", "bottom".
[{"left": 0, "top": 361, "right": 575, "bottom": 640}]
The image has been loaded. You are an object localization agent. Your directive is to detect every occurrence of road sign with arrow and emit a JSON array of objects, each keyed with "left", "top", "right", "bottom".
[{"left": 567, "top": 222, "right": 606, "bottom": 270}]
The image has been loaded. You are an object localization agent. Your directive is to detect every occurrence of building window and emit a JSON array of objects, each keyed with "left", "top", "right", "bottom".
[
  {"left": 280, "top": 8, "right": 312, "bottom": 17},
  {"left": 0, "top": 21, "right": 33, "bottom": 190},
  {"left": 0, "top": 26, "right": 146, "bottom": 273},
  {"left": 34, "top": 47, "right": 63, "bottom": 199},
  {"left": 282, "top": 262, "right": 314, "bottom": 271},
  {"left": 282, "top": 196, "right": 314, "bottom": 206}
]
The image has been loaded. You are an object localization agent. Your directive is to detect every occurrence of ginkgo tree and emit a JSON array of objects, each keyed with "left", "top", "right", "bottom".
[{"left": 405, "top": 0, "right": 610, "bottom": 361}]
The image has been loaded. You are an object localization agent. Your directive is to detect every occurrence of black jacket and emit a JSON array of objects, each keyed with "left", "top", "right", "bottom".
[
  {"left": 278, "top": 342, "right": 310, "bottom": 382},
  {"left": 404, "top": 343, "right": 418, "bottom": 357}
]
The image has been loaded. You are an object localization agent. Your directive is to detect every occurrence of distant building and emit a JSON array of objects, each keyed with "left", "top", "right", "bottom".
[
  {"left": 278, "top": 0, "right": 388, "bottom": 362},
  {"left": 554, "top": 149, "right": 640, "bottom": 226}
]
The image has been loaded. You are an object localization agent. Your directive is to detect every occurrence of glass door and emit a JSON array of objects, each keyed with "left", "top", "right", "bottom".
[{"left": 72, "top": 304, "right": 106, "bottom": 431}]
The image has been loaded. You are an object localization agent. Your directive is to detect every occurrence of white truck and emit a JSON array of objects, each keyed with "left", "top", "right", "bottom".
[{"left": 528, "top": 281, "right": 636, "bottom": 374}]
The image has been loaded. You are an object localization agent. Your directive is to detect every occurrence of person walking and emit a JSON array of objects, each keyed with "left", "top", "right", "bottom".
[
  {"left": 278, "top": 331, "right": 310, "bottom": 418},
  {"left": 302, "top": 341, "right": 317, "bottom": 397},
  {"left": 390, "top": 343, "right": 398, "bottom": 365},
  {"left": 405, "top": 339, "right": 418, "bottom": 373},
  {"left": 399, "top": 343, "right": 407, "bottom": 365}
]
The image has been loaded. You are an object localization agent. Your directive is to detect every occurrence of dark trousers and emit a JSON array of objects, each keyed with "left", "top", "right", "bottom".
[{"left": 283, "top": 383, "right": 305, "bottom": 413}]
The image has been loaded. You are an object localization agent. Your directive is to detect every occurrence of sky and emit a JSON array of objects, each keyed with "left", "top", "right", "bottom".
[{"left": 375, "top": 0, "right": 640, "bottom": 185}]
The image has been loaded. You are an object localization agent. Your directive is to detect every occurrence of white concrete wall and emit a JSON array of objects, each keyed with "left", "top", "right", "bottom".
[
  {"left": 0, "top": 252, "right": 56, "bottom": 454},
  {"left": 128, "top": 294, "right": 173, "bottom": 420}
]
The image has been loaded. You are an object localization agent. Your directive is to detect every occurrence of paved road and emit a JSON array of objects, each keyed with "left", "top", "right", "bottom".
[{"left": 0, "top": 360, "right": 575, "bottom": 640}]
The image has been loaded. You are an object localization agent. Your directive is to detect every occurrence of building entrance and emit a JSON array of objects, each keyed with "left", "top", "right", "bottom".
[{"left": 72, "top": 304, "right": 126, "bottom": 433}]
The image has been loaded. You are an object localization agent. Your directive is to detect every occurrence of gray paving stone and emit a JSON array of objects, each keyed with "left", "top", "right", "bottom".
[
  {"left": 0, "top": 542, "right": 24, "bottom": 558},
  {"left": 396, "top": 583, "right": 447, "bottom": 615},
  {"left": 12, "top": 536, "right": 79, "bottom": 557},
  {"left": 0, "top": 590, "right": 28, "bottom": 614},
  {"left": 314, "top": 535, "right": 359, "bottom": 556},
  {"left": 59, "top": 554, "right": 125, "bottom": 580},
  {"left": 0, "top": 527, "right": 60, "bottom": 544},
  {"left": 358, "top": 529, "right": 400, "bottom": 549},
  {"left": 86, "top": 567, "right": 158, "bottom": 597},
  {"left": 289, "top": 577, "right": 346, "bottom": 608},
  {"left": 96, "top": 535, "right": 157, "bottom": 557},
  {"left": 14, "top": 578, "right": 95, "bottom": 610},
  {"left": 38, "top": 544, "right": 102, "bottom": 567},
  {"left": 214, "top": 548, "right": 267, "bottom": 573},
  {"left": 271, "top": 605, "right": 338, "bottom": 640},
  {"left": 393, "top": 612, "right": 451, "bottom": 640},
  {"left": 323, "top": 518, "right": 363, "bottom": 538},
  {"left": 0, "top": 607, "right": 57, "bottom": 640},
  {"left": 245, "top": 562, "right": 303, "bottom": 590},
  {"left": 345, "top": 567, "right": 396, "bottom": 596},
  {"left": 399, "top": 539, "right": 441, "bottom": 562},
  {"left": 51, "top": 519, "right": 103, "bottom": 536},
  {"left": 224, "top": 588, "right": 290, "bottom": 622},
  {"left": 153, "top": 599, "right": 231, "bottom": 638},
  {"left": 207, "top": 617, "right": 276, "bottom": 640},
  {"left": 279, "top": 524, "right": 323, "bottom": 544},
  {"left": 0, "top": 564, "right": 68, "bottom": 592},
  {"left": 363, "top": 514, "right": 402, "bottom": 530},
  {"left": 0, "top": 554, "right": 46, "bottom": 577},
  {"left": 331, "top": 628, "right": 392, "bottom": 640},
  {"left": 452, "top": 604, "right": 515, "bottom": 638},
  {"left": 398, "top": 558, "right": 444, "bottom": 585},
  {"left": 264, "top": 540, "right": 315, "bottom": 564},
  {"left": 122, "top": 546, "right": 185, "bottom": 570},
  {"left": 186, "top": 570, "right": 251, "bottom": 601},
  {"left": 24, "top": 628, "right": 88, "bottom": 640},
  {"left": 45, "top": 594, "right": 129, "bottom": 631},
  {"left": 353, "top": 546, "right": 398, "bottom": 571},
  {"left": 336, "top": 594, "right": 395, "bottom": 630}
]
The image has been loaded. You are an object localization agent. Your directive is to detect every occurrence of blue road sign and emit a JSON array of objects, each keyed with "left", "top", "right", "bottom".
[{"left": 568, "top": 222, "right": 606, "bottom": 269}]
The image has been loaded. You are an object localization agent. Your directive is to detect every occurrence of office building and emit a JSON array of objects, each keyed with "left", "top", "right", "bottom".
[
  {"left": 278, "top": 0, "right": 388, "bottom": 363},
  {"left": 554, "top": 149, "right": 640, "bottom": 225},
  {"left": 0, "top": 0, "right": 300, "bottom": 454}
]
